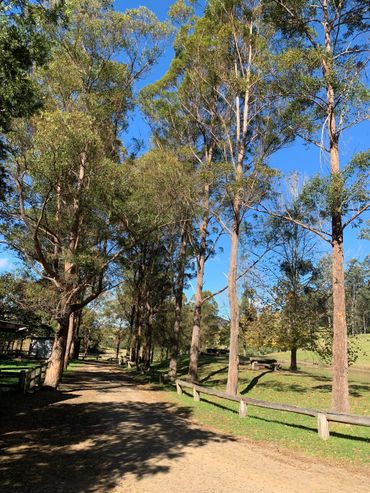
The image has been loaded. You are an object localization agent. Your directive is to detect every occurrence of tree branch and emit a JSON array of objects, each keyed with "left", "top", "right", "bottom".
[{"left": 343, "top": 203, "right": 370, "bottom": 229}]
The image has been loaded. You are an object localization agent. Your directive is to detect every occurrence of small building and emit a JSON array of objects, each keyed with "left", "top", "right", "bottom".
[
  {"left": 0, "top": 320, "right": 29, "bottom": 355},
  {"left": 29, "top": 338, "right": 54, "bottom": 359},
  {"left": 0, "top": 320, "right": 54, "bottom": 359}
]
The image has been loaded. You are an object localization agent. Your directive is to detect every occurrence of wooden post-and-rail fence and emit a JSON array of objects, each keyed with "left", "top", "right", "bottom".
[
  {"left": 18, "top": 362, "right": 48, "bottom": 393},
  {"left": 175, "top": 379, "right": 370, "bottom": 441}
]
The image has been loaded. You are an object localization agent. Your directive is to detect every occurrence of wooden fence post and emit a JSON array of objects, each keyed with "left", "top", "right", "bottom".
[
  {"left": 239, "top": 400, "right": 248, "bottom": 418},
  {"left": 25, "top": 372, "right": 30, "bottom": 392},
  {"left": 37, "top": 366, "right": 42, "bottom": 387},
  {"left": 317, "top": 413, "right": 330, "bottom": 440},
  {"left": 18, "top": 370, "right": 26, "bottom": 393},
  {"left": 170, "top": 380, "right": 370, "bottom": 437},
  {"left": 30, "top": 368, "right": 36, "bottom": 390}
]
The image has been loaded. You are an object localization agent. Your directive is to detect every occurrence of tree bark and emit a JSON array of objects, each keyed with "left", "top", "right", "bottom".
[
  {"left": 135, "top": 297, "right": 144, "bottom": 365},
  {"left": 44, "top": 316, "right": 69, "bottom": 389},
  {"left": 70, "top": 337, "right": 80, "bottom": 360},
  {"left": 150, "top": 345, "right": 155, "bottom": 364},
  {"left": 126, "top": 303, "right": 136, "bottom": 362},
  {"left": 290, "top": 347, "right": 297, "bottom": 371},
  {"left": 169, "top": 222, "right": 188, "bottom": 380},
  {"left": 143, "top": 303, "right": 153, "bottom": 369},
  {"left": 44, "top": 149, "right": 87, "bottom": 388},
  {"left": 225, "top": 19, "right": 253, "bottom": 396},
  {"left": 63, "top": 312, "right": 75, "bottom": 370},
  {"left": 188, "top": 194, "right": 209, "bottom": 382},
  {"left": 115, "top": 332, "right": 121, "bottom": 360},
  {"left": 226, "top": 207, "right": 241, "bottom": 396},
  {"left": 70, "top": 309, "right": 82, "bottom": 360},
  {"left": 322, "top": 1, "right": 349, "bottom": 412},
  {"left": 331, "top": 220, "right": 349, "bottom": 412}
]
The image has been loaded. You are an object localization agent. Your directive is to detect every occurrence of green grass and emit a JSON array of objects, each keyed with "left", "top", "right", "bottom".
[
  {"left": 67, "top": 359, "right": 87, "bottom": 367},
  {"left": 171, "top": 390, "right": 370, "bottom": 465},
  {"left": 125, "top": 354, "right": 370, "bottom": 466},
  {"left": 0, "top": 359, "right": 40, "bottom": 387},
  {"left": 270, "top": 334, "right": 370, "bottom": 369}
]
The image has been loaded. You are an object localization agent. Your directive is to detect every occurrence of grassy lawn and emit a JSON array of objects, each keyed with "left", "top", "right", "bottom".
[
  {"left": 66, "top": 359, "right": 89, "bottom": 370},
  {"left": 270, "top": 333, "right": 370, "bottom": 369},
  {"left": 125, "top": 354, "right": 370, "bottom": 465},
  {"left": 0, "top": 359, "right": 41, "bottom": 387}
]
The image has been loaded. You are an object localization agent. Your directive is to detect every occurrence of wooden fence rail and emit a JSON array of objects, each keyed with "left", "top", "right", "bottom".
[
  {"left": 175, "top": 379, "right": 370, "bottom": 440},
  {"left": 18, "top": 363, "right": 48, "bottom": 393}
]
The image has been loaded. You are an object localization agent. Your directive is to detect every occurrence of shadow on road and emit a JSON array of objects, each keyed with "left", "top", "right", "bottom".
[{"left": 0, "top": 363, "right": 233, "bottom": 493}]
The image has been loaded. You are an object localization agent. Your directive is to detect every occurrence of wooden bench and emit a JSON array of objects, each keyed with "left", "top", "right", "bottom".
[{"left": 250, "top": 358, "right": 279, "bottom": 371}]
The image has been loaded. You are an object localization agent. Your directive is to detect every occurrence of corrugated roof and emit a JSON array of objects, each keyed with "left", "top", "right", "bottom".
[{"left": 0, "top": 320, "right": 28, "bottom": 333}]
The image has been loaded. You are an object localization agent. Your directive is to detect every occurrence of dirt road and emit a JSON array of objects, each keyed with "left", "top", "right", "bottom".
[{"left": 0, "top": 362, "right": 368, "bottom": 493}]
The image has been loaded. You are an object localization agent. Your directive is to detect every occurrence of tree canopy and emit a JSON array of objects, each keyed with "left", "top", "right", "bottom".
[{"left": 0, "top": 0, "right": 368, "bottom": 413}]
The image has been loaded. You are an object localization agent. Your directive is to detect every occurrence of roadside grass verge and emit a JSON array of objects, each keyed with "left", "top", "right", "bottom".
[
  {"left": 172, "top": 389, "right": 370, "bottom": 465},
  {"left": 123, "top": 355, "right": 370, "bottom": 465}
]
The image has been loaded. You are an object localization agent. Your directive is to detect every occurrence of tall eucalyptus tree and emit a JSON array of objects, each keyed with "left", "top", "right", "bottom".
[{"left": 194, "top": 0, "right": 293, "bottom": 395}]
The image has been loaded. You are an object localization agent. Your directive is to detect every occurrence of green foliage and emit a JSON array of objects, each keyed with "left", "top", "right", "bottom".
[
  {"left": 0, "top": 1, "right": 61, "bottom": 137},
  {"left": 0, "top": 0, "right": 367, "bottom": 399},
  {"left": 79, "top": 307, "right": 103, "bottom": 354},
  {"left": 0, "top": 272, "right": 56, "bottom": 336},
  {"left": 0, "top": 0, "right": 65, "bottom": 199},
  {"left": 168, "top": 0, "right": 195, "bottom": 24},
  {"left": 271, "top": 334, "right": 370, "bottom": 369},
  {"left": 263, "top": 0, "right": 369, "bottom": 249},
  {"left": 126, "top": 149, "right": 197, "bottom": 231},
  {"left": 263, "top": 0, "right": 369, "bottom": 155},
  {"left": 243, "top": 306, "right": 280, "bottom": 352},
  {"left": 345, "top": 256, "right": 370, "bottom": 335},
  {"left": 243, "top": 183, "right": 326, "bottom": 358},
  {"left": 197, "top": 292, "right": 228, "bottom": 349},
  {"left": 299, "top": 153, "right": 369, "bottom": 225},
  {"left": 1, "top": 0, "right": 170, "bottom": 322},
  {"left": 315, "top": 331, "right": 362, "bottom": 367}
]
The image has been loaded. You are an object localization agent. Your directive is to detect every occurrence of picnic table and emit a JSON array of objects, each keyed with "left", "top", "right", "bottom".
[{"left": 249, "top": 358, "right": 280, "bottom": 371}]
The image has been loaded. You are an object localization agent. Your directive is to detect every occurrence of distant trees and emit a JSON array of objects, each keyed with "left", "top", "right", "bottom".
[
  {"left": 100, "top": 294, "right": 128, "bottom": 360},
  {"left": 121, "top": 148, "right": 195, "bottom": 373},
  {"left": 242, "top": 251, "right": 369, "bottom": 369},
  {"left": 79, "top": 307, "right": 103, "bottom": 359},
  {"left": 346, "top": 257, "right": 370, "bottom": 335},
  {"left": 272, "top": 229, "right": 321, "bottom": 370},
  {"left": 260, "top": 178, "right": 323, "bottom": 370}
]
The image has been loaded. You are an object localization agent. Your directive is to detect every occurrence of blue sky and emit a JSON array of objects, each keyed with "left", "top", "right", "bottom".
[
  {"left": 116, "top": 1, "right": 369, "bottom": 311},
  {"left": 1, "top": 1, "right": 368, "bottom": 314}
]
